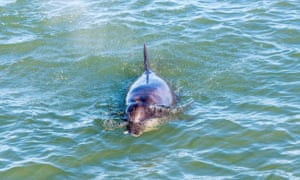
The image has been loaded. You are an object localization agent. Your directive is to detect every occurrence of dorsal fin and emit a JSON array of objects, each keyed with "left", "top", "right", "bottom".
[{"left": 144, "top": 43, "right": 150, "bottom": 72}]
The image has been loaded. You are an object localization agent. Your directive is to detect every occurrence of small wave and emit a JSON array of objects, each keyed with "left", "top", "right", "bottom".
[
  {"left": 0, "top": 0, "right": 15, "bottom": 7},
  {"left": 0, "top": 162, "right": 69, "bottom": 179},
  {"left": 0, "top": 33, "right": 37, "bottom": 45}
]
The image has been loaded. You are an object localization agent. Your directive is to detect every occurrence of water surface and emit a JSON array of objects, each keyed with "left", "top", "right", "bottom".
[{"left": 1, "top": 0, "right": 300, "bottom": 179}]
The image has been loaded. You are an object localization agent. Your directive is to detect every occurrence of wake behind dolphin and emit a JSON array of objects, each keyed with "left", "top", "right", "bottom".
[{"left": 125, "top": 44, "right": 177, "bottom": 137}]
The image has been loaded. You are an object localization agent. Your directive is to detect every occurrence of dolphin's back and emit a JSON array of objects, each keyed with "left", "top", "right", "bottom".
[
  {"left": 126, "top": 43, "right": 175, "bottom": 107},
  {"left": 126, "top": 71, "right": 175, "bottom": 107}
]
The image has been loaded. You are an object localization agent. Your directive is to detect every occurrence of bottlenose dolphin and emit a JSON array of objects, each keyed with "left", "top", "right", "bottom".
[{"left": 125, "top": 44, "right": 176, "bottom": 137}]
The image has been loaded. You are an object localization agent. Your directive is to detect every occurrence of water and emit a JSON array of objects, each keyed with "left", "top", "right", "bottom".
[{"left": 1, "top": 0, "right": 299, "bottom": 179}]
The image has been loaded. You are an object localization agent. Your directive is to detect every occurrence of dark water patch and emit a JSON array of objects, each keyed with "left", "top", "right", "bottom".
[{"left": 0, "top": 162, "right": 71, "bottom": 179}]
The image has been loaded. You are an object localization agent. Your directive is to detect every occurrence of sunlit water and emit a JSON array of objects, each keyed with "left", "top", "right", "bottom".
[{"left": 1, "top": 0, "right": 300, "bottom": 179}]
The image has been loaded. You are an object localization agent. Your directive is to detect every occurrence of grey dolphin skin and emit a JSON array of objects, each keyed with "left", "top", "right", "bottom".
[{"left": 125, "top": 44, "right": 176, "bottom": 137}]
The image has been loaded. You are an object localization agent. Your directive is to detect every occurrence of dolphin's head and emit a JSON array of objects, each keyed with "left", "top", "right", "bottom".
[
  {"left": 126, "top": 103, "right": 170, "bottom": 137},
  {"left": 126, "top": 103, "right": 149, "bottom": 137}
]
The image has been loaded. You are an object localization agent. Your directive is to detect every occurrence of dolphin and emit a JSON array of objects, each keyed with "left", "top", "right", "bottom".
[{"left": 125, "top": 44, "right": 176, "bottom": 137}]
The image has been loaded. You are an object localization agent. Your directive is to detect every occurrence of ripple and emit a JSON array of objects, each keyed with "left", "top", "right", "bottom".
[
  {"left": 0, "top": 0, "right": 16, "bottom": 7},
  {"left": 0, "top": 162, "right": 69, "bottom": 179},
  {"left": 1, "top": 0, "right": 300, "bottom": 179}
]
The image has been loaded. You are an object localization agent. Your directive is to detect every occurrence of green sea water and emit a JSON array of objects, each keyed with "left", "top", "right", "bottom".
[{"left": 1, "top": 0, "right": 300, "bottom": 179}]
